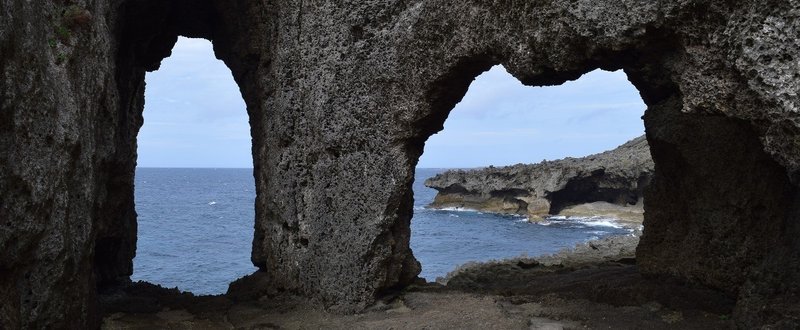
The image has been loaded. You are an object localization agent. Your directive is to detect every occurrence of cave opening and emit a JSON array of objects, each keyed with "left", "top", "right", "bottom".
[
  {"left": 131, "top": 36, "right": 257, "bottom": 295},
  {"left": 411, "top": 64, "right": 650, "bottom": 281}
]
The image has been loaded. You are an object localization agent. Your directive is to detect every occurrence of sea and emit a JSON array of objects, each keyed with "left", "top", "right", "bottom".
[{"left": 132, "top": 168, "right": 632, "bottom": 295}]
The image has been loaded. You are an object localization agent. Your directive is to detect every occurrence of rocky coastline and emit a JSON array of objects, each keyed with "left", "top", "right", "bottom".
[
  {"left": 4, "top": 0, "right": 799, "bottom": 327},
  {"left": 425, "top": 136, "right": 653, "bottom": 222}
]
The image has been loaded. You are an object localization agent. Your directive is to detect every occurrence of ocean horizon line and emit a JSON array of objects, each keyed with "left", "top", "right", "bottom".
[{"left": 135, "top": 166, "right": 486, "bottom": 170}]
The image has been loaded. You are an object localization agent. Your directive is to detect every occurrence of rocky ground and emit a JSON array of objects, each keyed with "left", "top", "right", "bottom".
[{"left": 100, "top": 234, "right": 735, "bottom": 329}]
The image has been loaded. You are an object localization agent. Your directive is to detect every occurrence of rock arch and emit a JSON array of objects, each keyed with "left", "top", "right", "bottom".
[
  {"left": 94, "top": 0, "right": 266, "bottom": 289},
  {"left": 1, "top": 0, "right": 798, "bottom": 328}
]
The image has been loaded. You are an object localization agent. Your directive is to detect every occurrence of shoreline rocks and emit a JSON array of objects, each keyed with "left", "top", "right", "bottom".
[
  {"left": 424, "top": 136, "right": 653, "bottom": 221},
  {"left": 439, "top": 230, "right": 642, "bottom": 286}
]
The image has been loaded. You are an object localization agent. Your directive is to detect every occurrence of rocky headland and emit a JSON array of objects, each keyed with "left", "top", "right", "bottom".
[
  {"left": 425, "top": 136, "right": 653, "bottom": 223},
  {"left": 3, "top": 0, "right": 799, "bottom": 327}
]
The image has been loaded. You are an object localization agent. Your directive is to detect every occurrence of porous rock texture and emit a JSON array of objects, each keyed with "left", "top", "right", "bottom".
[
  {"left": 1, "top": 0, "right": 799, "bottom": 328},
  {"left": 424, "top": 136, "right": 653, "bottom": 218}
]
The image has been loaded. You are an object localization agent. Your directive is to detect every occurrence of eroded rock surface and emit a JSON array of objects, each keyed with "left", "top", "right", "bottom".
[
  {"left": 97, "top": 235, "right": 735, "bottom": 330},
  {"left": 424, "top": 136, "right": 653, "bottom": 219},
  {"left": 1, "top": 0, "right": 799, "bottom": 328}
]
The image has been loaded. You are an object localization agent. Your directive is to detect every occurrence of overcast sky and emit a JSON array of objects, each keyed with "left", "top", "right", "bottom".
[{"left": 137, "top": 37, "right": 646, "bottom": 169}]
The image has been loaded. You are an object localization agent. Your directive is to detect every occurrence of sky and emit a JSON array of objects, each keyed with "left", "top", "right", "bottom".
[
  {"left": 137, "top": 37, "right": 646, "bottom": 169},
  {"left": 138, "top": 38, "right": 250, "bottom": 168}
]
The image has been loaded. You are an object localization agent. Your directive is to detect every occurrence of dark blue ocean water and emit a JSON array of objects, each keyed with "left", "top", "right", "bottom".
[{"left": 132, "top": 168, "right": 630, "bottom": 294}]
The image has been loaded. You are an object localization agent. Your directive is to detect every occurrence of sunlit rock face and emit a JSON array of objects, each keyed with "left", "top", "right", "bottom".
[{"left": 1, "top": 0, "right": 798, "bottom": 328}]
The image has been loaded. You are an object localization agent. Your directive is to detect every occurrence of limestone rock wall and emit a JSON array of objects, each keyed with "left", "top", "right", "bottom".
[
  {"left": 0, "top": 1, "right": 129, "bottom": 328},
  {"left": 1, "top": 0, "right": 799, "bottom": 328}
]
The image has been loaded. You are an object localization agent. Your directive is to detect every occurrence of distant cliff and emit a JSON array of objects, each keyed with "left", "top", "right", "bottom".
[{"left": 424, "top": 136, "right": 653, "bottom": 220}]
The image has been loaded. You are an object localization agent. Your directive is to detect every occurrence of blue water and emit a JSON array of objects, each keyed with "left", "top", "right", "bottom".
[
  {"left": 133, "top": 168, "right": 631, "bottom": 294},
  {"left": 132, "top": 168, "right": 257, "bottom": 295},
  {"left": 410, "top": 168, "right": 631, "bottom": 280}
]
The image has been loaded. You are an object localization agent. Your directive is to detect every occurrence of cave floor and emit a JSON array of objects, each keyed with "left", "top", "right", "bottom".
[{"left": 100, "top": 262, "right": 735, "bottom": 330}]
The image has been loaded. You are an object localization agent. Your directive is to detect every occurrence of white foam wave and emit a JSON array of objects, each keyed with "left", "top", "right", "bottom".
[
  {"left": 580, "top": 218, "right": 624, "bottom": 229},
  {"left": 415, "top": 206, "right": 483, "bottom": 213},
  {"left": 542, "top": 215, "right": 626, "bottom": 229},
  {"left": 208, "top": 201, "right": 217, "bottom": 205},
  {"left": 438, "top": 206, "right": 480, "bottom": 213}
]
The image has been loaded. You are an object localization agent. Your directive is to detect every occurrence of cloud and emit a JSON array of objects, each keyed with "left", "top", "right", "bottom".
[
  {"left": 138, "top": 39, "right": 645, "bottom": 169},
  {"left": 138, "top": 37, "right": 251, "bottom": 168},
  {"left": 418, "top": 65, "right": 646, "bottom": 168}
]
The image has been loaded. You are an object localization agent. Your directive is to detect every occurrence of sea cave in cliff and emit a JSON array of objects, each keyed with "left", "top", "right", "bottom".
[
  {"left": 412, "top": 64, "right": 650, "bottom": 281},
  {"left": 4, "top": 1, "right": 799, "bottom": 328}
]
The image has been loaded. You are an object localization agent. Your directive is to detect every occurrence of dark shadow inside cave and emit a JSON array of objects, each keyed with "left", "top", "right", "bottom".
[
  {"left": 410, "top": 64, "right": 650, "bottom": 281},
  {"left": 131, "top": 37, "right": 257, "bottom": 295}
]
